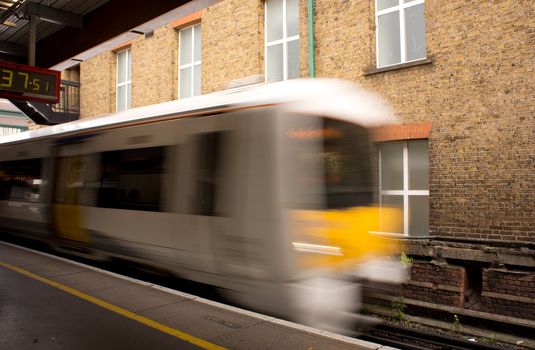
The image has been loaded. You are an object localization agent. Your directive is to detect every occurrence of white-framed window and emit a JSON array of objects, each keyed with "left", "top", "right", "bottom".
[
  {"left": 265, "top": 0, "right": 300, "bottom": 82},
  {"left": 179, "top": 23, "right": 201, "bottom": 99},
  {"left": 116, "top": 48, "right": 131, "bottom": 111},
  {"left": 375, "top": 0, "right": 426, "bottom": 68},
  {"left": 0, "top": 125, "right": 26, "bottom": 136},
  {"left": 378, "top": 140, "right": 429, "bottom": 237}
]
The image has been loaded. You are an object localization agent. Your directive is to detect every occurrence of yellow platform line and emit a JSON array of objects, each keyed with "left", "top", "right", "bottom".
[{"left": 0, "top": 260, "right": 227, "bottom": 350}]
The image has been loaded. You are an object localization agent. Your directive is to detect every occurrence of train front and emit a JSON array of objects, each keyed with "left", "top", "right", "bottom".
[{"left": 278, "top": 86, "right": 405, "bottom": 334}]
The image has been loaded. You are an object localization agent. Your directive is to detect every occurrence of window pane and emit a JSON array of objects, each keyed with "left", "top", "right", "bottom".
[
  {"left": 404, "top": 0, "right": 418, "bottom": 3},
  {"left": 117, "top": 50, "right": 127, "bottom": 83},
  {"left": 381, "top": 195, "right": 403, "bottom": 233},
  {"left": 180, "top": 27, "right": 193, "bottom": 65},
  {"left": 193, "top": 64, "right": 201, "bottom": 96},
  {"left": 126, "top": 50, "right": 131, "bottom": 81},
  {"left": 194, "top": 132, "right": 229, "bottom": 216},
  {"left": 117, "top": 85, "right": 126, "bottom": 111},
  {"left": 377, "top": 11, "right": 401, "bottom": 67},
  {"left": 194, "top": 25, "right": 201, "bottom": 62},
  {"left": 380, "top": 142, "right": 403, "bottom": 190},
  {"left": 286, "top": 0, "right": 299, "bottom": 37},
  {"left": 266, "top": 43, "right": 284, "bottom": 82},
  {"left": 409, "top": 195, "right": 428, "bottom": 236},
  {"left": 180, "top": 67, "right": 192, "bottom": 98},
  {"left": 266, "top": 0, "right": 283, "bottom": 42},
  {"left": 408, "top": 140, "right": 428, "bottom": 190},
  {"left": 377, "top": 0, "right": 398, "bottom": 11},
  {"left": 287, "top": 39, "right": 300, "bottom": 79},
  {"left": 405, "top": 3, "right": 426, "bottom": 61},
  {"left": 126, "top": 83, "right": 131, "bottom": 110},
  {"left": 0, "top": 159, "right": 42, "bottom": 202},
  {"left": 99, "top": 147, "right": 164, "bottom": 212}
]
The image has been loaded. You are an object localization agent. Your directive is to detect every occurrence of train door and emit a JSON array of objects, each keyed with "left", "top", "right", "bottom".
[
  {"left": 52, "top": 141, "right": 97, "bottom": 247},
  {"left": 188, "top": 115, "right": 241, "bottom": 275}
]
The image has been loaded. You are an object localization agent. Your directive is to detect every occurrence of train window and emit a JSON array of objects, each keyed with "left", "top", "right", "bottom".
[
  {"left": 285, "top": 116, "right": 373, "bottom": 209},
  {"left": 192, "top": 131, "right": 229, "bottom": 216},
  {"left": 323, "top": 119, "right": 373, "bottom": 208},
  {"left": 0, "top": 158, "right": 42, "bottom": 202},
  {"left": 98, "top": 146, "right": 165, "bottom": 211}
]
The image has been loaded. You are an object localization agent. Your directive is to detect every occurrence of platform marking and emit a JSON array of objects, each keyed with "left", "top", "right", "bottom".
[{"left": 0, "top": 260, "right": 227, "bottom": 350}]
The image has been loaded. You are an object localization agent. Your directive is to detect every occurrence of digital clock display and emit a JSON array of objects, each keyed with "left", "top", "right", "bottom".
[{"left": 0, "top": 62, "right": 60, "bottom": 103}]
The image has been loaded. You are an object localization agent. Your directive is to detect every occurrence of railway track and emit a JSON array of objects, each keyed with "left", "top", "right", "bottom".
[{"left": 360, "top": 323, "right": 510, "bottom": 350}]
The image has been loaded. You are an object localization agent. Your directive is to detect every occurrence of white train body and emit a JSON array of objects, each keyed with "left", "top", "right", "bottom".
[{"left": 0, "top": 79, "right": 402, "bottom": 333}]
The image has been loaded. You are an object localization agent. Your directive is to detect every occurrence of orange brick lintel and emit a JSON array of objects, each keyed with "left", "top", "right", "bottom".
[
  {"left": 371, "top": 122, "right": 432, "bottom": 142},
  {"left": 111, "top": 41, "right": 132, "bottom": 53},
  {"left": 170, "top": 10, "right": 202, "bottom": 30}
]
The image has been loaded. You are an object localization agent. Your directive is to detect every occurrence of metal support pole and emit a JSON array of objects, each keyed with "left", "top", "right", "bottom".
[
  {"left": 28, "top": 14, "right": 37, "bottom": 66},
  {"left": 307, "top": 0, "right": 315, "bottom": 78}
]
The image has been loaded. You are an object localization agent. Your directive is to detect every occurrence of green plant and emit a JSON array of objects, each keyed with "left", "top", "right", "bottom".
[
  {"left": 400, "top": 252, "right": 413, "bottom": 267},
  {"left": 478, "top": 334, "right": 497, "bottom": 344},
  {"left": 452, "top": 314, "right": 461, "bottom": 334},
  {"left": 392, "top": 296, "right": 407, "bottom": 323}
]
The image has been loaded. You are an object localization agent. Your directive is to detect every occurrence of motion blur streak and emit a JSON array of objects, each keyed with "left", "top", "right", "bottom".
[
  {"left": 0, "top": 79, "right": 405, "bottom": 334},
  {"left": 291, "top": 207, "right": 403, "bottom": 270}
]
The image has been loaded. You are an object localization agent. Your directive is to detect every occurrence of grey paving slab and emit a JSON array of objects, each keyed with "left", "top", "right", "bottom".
[
  {"left": 0, "top": 244, "right": 54, "bottom": 268},
  {"left": 22, "top": 260, "right": 88, "bottom": 277},
  {"left": 90, "top": 283, "right": 192, "bottom": 312},
  {"left": 211, "top": 322, "right": 362, "bottom": 350},
  {"left": 0, "top": 265, "right": 202, "bottom": 350},
  {"left": 51, "top": 270, "right": 131, "bottom": 292},
  {"left": 140, "top": 299, "right": 265, "bottom": 340}
]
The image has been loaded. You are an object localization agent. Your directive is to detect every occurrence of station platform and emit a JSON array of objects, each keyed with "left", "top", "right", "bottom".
[{"left": 0, "top": 242, "right": 395, "bottom": 350}]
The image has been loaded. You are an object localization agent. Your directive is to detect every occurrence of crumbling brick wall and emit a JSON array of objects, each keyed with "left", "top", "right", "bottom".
[
  {"left": 482, "top": 268, "right": 535, "bottom": 320},
  {"left": 403, "top": 261, "right": 466, "bottom": 307}
]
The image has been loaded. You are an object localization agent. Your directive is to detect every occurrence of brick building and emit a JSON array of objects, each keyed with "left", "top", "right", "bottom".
[{"left": 58, "top": 0, "right": 534, "bottom": 320}]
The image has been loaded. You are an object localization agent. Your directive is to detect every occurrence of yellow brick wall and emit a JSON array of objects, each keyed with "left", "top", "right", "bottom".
[
  {"left": 80, "top": 51, "right": 114, "bottom": 118},
  {"left": 77, "top": 0, "right": 534, "bottom": 241},
  {"left": 131, "top": 27, "right": 179, "bottom": 107},
  {"left": 202, "top": 0, "right": 264, "bottom": 93}
]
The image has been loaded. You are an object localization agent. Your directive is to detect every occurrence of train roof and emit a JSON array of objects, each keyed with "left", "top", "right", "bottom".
[{"left": 0, "top": 78, "right": 395, "bottom": 146}]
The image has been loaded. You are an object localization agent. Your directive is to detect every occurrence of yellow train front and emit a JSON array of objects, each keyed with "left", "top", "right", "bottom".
[{"left": 0, "top": 79, "right": 404, "bottom": 334}]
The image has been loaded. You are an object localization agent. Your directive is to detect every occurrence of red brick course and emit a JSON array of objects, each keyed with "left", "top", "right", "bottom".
[
  {"left": 403, "top": 261, "right": 466, "bottom": 307},
  {"left": 481, "top": 268, "right": 535, "bottom": 320}
]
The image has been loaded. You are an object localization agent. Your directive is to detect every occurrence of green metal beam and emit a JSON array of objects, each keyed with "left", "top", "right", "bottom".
[{"left": 0, "top": 109, "right": 27, "bottom": 118}]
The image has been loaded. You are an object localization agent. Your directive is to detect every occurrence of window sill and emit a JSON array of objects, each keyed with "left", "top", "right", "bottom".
[{"left": 363, "top": 58, "right": 433, "bottom": 76}]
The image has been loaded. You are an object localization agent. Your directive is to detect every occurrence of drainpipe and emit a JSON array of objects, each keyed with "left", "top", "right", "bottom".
[{"left": 307, "top": 0, "right": 315, "bottom": 78}]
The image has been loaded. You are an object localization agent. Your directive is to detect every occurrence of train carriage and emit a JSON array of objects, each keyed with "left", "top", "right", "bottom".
[{"left": 0, "top": 79, "right": 403, "bottom": 333}]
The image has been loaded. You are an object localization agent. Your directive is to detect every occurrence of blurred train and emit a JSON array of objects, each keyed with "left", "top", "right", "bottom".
[{"left": 0, "top": 79, "right": 404, "bottom": 333}]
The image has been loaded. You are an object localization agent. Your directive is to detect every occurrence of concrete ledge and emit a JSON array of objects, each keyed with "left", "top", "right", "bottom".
[
  {"left": 482, "top": 291, "right": 535, "bottom": 305},
  {"left": 363, "top": 58, "right": 433, "bottom": 76},
  {"left": 407, "top": 280, "right": 462, "bottom": 292},
  {"left": 406, "top": 242, "right": 535, "bottom": 268}
]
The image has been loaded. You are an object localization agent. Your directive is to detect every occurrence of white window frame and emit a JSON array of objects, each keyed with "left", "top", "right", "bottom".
[
  {"left": 178, "top": 23, "right": 201, "bottom": 99},
  {"left": 378, "top": 140, "right": 429, "bottom": 236},
  {"left": 116, "top": 48, "right": 131, "bottom": 111},
  {"left": 375, "top": 0, "right": 426, "bottom": 68},
  {"left": 264, "top": 0, "right": 300, "bottom": 82},
  {"left": 0, "top": 125, "right": 26, "bottom": 136}
]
